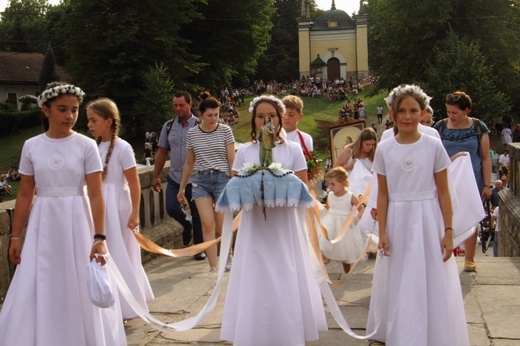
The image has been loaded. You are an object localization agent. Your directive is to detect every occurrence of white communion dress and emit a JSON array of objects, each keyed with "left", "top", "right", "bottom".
[
  {"left": 0, "top": 133, "right": 126, "bottom": 346},
  {"left": 99, "top": 138, "right": 154, "bottom": 319},
  {"left": 366, "top": 135, "right": 469, "bottom": 345},
  {"left": 218, "top": 140, "right": 327, "bottom": 346},
  {"left": 319, "top": 190, "right": 364, "bottom": 264}
]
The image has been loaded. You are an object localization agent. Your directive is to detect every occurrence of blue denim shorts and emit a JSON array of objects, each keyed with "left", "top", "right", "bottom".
[{"left": 191, "top": 170, "right": 230, "bottom": 201}]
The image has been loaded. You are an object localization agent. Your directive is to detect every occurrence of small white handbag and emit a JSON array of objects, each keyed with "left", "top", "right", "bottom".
[{"left": 86, "top": 254, "right": 115, "bottom": 308}]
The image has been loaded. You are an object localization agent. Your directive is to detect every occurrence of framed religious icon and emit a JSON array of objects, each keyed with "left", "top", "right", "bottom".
[{"left": 329, "top": 120, "right": 366, "bottom": 167}]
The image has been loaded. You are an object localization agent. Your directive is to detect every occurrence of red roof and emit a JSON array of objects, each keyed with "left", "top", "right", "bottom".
[{"left": 0, "top": 51, "right": 69, "bottom": 84}]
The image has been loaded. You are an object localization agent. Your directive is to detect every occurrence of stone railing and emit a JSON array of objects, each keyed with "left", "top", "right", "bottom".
[
  {"left": 0, "top": 162, "right": 184, "bottom": 303},
  {"left": 497, "top": 142, "right": 520, "bottom": 257}
]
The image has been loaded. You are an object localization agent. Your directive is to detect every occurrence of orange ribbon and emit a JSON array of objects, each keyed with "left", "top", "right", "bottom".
[
  {"left": 307, "top": 190, "right": 344, "bottom": 286},
  {"left": 134, "top": 211, "right": 242, "bottom": 257}
]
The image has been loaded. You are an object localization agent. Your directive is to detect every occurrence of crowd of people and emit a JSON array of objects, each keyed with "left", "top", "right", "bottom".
[
  {"left": 1, "top": 78, "right": 515, "bottom": 346},
  {"left": 0, "top": 166, "right": 20, "bottom": 200}
]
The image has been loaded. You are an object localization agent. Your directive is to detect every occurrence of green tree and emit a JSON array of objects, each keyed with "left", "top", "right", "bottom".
[
  {"left": 424, "top": 31, "right": 511, "bottom": 121},
  {"left": 367, "top": 0, "right": 520, "bottom": 112},
  {"left": 38, "top": 42, "right": 60, "bottom": 91},
  {"left": 133, "top": 62, "right": 175, "bottom": 135},
  {"left": 0, "top": 0, "right": 49, "bottom": 52},
  {"left": 367, "top": 0, "right": 452, "bottom": 89},
  {"left": 255, "top": 0, "right": 300, "bottom": 82},
  {"left": 63, "top": 0, "right": 204, "bottom": 120},
  {"left": 44, "top": 2, "right": 71, "bottom": 66},
  {"left": 254, "top": 0, "right": 323, "bottom": 83},
  {"left": 448, "top": 0, "right": 520, "bottom": 107},
  {"left": 183, "top": 0, "right": 274, "bottom": 91}
]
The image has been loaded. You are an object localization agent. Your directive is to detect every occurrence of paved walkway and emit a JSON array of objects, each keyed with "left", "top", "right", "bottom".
[{"left": 126, "top": 247, "right": 520, "bottom": 345}]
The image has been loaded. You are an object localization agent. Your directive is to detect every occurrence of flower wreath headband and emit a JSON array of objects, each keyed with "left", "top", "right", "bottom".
[
  {"left": 384, "top": 84, "right": 431, "bottom": 110},
  {"left": 37, "top": 84, "right": 86, "bottom": 108},
  {"left": 249, "top": 95, "right": 286, "bottom": 114}
]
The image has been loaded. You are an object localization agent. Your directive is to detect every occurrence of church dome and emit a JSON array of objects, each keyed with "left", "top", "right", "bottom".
[{"left": 311, "top": 8, "right": 355, "bottom": 31}]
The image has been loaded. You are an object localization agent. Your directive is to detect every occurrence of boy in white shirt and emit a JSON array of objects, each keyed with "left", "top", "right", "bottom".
[{"left": 282, "top": 95, "right": 313, "bottom": 153}]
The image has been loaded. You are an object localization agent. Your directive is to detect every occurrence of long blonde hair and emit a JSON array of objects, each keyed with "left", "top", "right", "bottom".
[
  {"left": 347, "top": 127, "right": 377, "bottom": 161},
  {"left": 86, "top": 98, "right": 120, "bottom": 180}
]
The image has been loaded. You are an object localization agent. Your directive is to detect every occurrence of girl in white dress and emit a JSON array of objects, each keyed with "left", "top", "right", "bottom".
[
  {"left": 334, "top": 127, "right": 377, "bottom": 173},
  {"left": 0, "top": 83, "right": 126, "bottom": 345},
  {"left": 366, "top": 84, "right": 469, "bottom": 345},
  {"left": 219, "top": 95, "right": 327, "bottom": 345},
  {"left": 319, "top": 167, "right": 365, "bottom": 273},
  {"left": 87, "top": 98, "right": 154, "bottom": 320}
]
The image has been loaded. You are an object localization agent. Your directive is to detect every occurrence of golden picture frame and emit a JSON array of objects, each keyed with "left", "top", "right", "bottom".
[{"left": 329, "top": 120, "right": 366, "bottom": 167}]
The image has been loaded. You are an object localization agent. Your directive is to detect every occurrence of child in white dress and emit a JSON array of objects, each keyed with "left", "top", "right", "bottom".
[
  {"left": 219, "top": 95, "right": 327, "bottom": 345},
  {"left": 0, "top": 83, "right": 126, "bottom": 345},
  {"left": 319, "top": 167, "right": 365, "bottom": 273},
  {"left": 87, "top": 98, "right": 154, "bottom": 319},
  {"left": 366, "top": 84, "right": 469, "bottom": 345}
]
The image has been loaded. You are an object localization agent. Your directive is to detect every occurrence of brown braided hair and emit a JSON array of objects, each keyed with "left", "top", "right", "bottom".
[{"left": 86, "top": 98, "right": 120, "bottom": 180}]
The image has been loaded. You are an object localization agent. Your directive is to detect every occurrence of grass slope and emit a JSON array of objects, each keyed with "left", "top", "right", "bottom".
[{"left": 0, "top": 88, "right": 389, "bottom": 201}]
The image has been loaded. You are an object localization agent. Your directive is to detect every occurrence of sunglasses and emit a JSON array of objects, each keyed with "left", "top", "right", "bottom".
[{"left": 446, "top": 94, "right": 462, "bottom": 102}]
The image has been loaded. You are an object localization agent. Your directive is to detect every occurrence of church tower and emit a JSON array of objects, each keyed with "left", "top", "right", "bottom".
[
  {"left": 297, "top": 0, "right": 313, "bottom": 78},
  {"left": 297, "top": 0, "right": 369, "bottom": 81}
]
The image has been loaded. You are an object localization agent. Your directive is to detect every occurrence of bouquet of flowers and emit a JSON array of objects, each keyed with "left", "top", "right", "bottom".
[{"left": 305, "top": 151, "right": 323, "bottom": 185}]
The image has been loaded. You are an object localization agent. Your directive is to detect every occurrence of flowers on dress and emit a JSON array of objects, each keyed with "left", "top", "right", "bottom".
[
  {"left": 240, "top": 162, "right": 259, "bottom": 173},
  {"left": 268, "top": 162, "right": 285, "bottom": 171}
]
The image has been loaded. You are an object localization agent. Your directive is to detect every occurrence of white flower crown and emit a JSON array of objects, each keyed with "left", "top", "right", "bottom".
[
  {"left": 249, "top": 95, "right": 286, "bottom": 114},
  {"left": 38, "top": 84, "right": 85, "bottom": 108},
  {"left": 384, "top": 84, "right": 431, "bottom": 110}
]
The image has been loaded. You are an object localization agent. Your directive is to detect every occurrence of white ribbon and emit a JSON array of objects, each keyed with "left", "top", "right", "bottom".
[
  {"left": 106, "top": 211, "right": 234, "bottom": 331},
  {"left": 107, "top": 208, "right": 379, "bottom": 339}
]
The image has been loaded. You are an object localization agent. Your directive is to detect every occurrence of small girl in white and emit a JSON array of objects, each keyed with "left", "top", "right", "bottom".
[{"left": 319, "top": 166, "right": 365, "bottom": 273}]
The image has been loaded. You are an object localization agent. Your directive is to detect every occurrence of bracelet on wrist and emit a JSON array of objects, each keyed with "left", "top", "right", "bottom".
[
  {"left": 445, "top": 227, "right": 454, "bottom": 232},
  {"left": 93, "top": 233, "right": 106, "bottom": 241},
  {"left": 92, "top": 240, "right": 104, "bottom": 247},
  {"left": 361, "top": 203, "right": 367, "bottom": 208},
  {"left": 10, "top": 237, "right": 21, "bottom": 240}
]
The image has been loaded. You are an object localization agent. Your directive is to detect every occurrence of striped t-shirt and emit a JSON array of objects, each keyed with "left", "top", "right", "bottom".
[{"left": 186, "top": 124, "right": 235, "bottom": 175}]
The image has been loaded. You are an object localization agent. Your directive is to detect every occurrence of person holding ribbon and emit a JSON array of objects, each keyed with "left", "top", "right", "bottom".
[
  {"left": 434, "top": 91, "right": 492, "bottom": 272},
  {"left": 319, "top": 167, "right": 365, "bottom": 274},
  {"left": 366, "top": 84, "right": 469, "bottom": 345},
  {"left": 217, "top": 95, "right": 327, "bottom": 345},
  {"left": 87, "top": 97, "right": 154, "bottom": 320},
  {"left": 0, "top": 82, "right": 126, "bottom": 345}
]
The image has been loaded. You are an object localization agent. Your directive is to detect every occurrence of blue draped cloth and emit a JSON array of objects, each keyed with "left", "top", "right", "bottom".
[{"left": 215, "top": 168, "right": 314, "bottom": 212}]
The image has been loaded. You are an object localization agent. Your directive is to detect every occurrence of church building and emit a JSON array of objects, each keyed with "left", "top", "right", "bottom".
[{"left": 298, "top": 0, "right": 368, "bottom": 83}]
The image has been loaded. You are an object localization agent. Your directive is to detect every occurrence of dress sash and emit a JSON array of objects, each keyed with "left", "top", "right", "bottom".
[
  {"left": 36, "top": 186, "right": 85, "bottom": 197},
  {"left": 389, "top": 190, "right": 436, "bottom": 202}
]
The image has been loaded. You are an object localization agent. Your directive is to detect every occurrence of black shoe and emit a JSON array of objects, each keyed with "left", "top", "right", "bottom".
[
  {"left": 194, "top": 252, "right": 206, "bottom": 260},
  {"left": 182, "top": 227, "right": 192, "bottom": 246}
]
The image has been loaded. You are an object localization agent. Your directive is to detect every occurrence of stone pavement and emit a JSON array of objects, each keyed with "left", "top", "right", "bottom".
[{"left": 126, "top": 249, "right": 520, "bottom": 345}]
